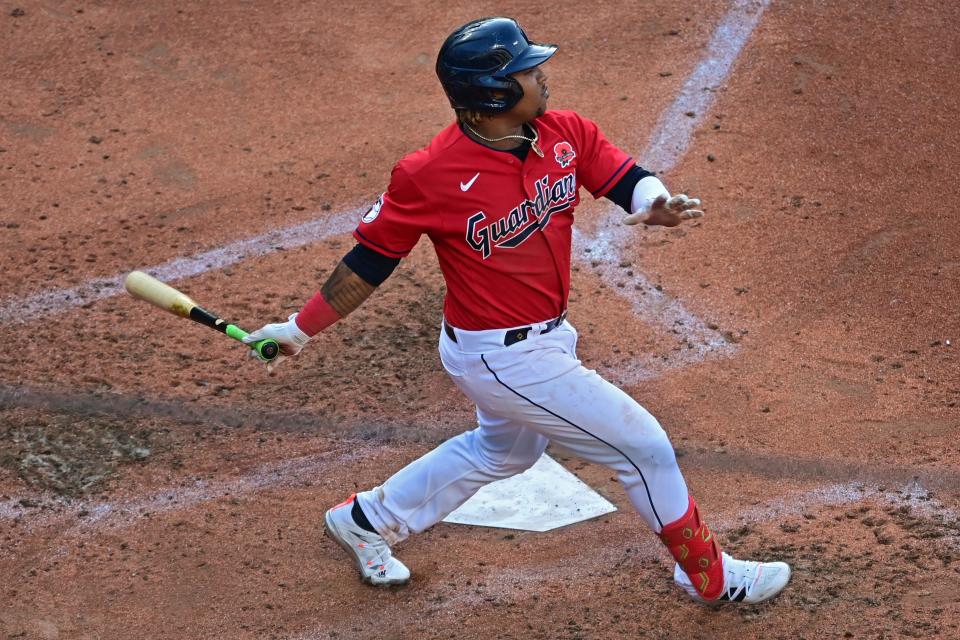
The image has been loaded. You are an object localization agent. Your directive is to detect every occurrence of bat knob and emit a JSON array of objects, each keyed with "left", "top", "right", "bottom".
[{"left": 257, "top": 339, "right": 280, "bottom": 361}]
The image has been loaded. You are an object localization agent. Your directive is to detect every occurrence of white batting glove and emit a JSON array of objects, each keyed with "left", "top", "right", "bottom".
[{"left": 242, "top": 313, "right": 311, "bottom": 370}]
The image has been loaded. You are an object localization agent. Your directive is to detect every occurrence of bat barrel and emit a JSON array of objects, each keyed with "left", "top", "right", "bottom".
[{"left": 124, "top": 270, "right": 197, "bottom": 317}]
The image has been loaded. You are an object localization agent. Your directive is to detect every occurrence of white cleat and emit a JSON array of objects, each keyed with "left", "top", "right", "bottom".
[
  {"left": 324, "top": 495, "right": 411, "bottom": 586},
  {"left": 674, "top": 552, "right": 791, "bottom": 604}
]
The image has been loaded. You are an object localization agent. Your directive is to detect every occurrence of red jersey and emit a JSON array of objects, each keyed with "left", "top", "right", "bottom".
[{"left": 353, "top": 110, "right": 632, "bottom": 330}]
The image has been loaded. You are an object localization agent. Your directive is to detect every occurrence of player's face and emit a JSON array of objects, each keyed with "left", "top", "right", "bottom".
[{"left": 509, "top": 64, "right": 549, "bottom": 121}]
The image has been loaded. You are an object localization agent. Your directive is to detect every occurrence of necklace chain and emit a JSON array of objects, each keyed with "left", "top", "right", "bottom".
[{"left": 464, "top": 123, "right": 545, "bottom": 158}]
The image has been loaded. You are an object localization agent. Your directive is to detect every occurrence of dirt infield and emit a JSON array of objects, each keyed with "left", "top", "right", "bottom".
[{"left": 1, "top": 1, "right": 958, "bottom": 638}]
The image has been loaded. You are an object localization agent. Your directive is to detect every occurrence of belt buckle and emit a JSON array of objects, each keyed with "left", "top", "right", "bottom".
[
  {"left": 502, "top": 312, "right": 567, "bottom": 347},
  {"left": 545, "top": 312, "right": 566, "bottom": 334}
]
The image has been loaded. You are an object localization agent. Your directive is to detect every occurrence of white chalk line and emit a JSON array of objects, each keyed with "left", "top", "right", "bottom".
[
  {"left": 573, "top": 224, "right": 731, "bottom": 380},
  {"left": 578, "top": 0, "right": 772, "bottom": 382},
  {"left": 643, "top": 0, "right": 771, "bottom": 174},
  {"left": 0, "top": 207, "right": 364, "bottom": 324}
]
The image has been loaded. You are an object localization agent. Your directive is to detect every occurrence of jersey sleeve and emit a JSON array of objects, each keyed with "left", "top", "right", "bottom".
[
  {"left": 352, "top": 163, "right": 428, "bottom": 259},
  {"left": 565, "top": 113, "right": 634, "bottom": 199}
]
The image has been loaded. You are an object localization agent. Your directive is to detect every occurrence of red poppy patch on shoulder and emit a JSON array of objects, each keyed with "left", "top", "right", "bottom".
[{"left": 553, "top": 141, "right": 576, "bottom": 168}]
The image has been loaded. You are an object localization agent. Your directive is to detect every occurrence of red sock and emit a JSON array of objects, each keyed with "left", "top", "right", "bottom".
[{"left": 658, "top": 496, "right": 724, "bottom": 600}]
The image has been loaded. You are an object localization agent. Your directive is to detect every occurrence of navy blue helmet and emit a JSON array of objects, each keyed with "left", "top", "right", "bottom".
[{"left": 436, "top": 17, "right": 557, "bottom": 112}]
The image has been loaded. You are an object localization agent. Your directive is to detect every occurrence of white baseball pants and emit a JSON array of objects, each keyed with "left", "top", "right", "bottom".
[{"left": 357, "top": 320, "right": 690, "bottom": 546}]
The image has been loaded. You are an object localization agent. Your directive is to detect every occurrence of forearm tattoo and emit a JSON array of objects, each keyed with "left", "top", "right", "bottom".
[{"left": 321, "top": 260, "right": 378, "bottom": 317}]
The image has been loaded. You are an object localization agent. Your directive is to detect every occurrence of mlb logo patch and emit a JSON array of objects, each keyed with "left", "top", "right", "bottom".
[{"left": 362, "top": 194, "right": 384, "bottom": 223}]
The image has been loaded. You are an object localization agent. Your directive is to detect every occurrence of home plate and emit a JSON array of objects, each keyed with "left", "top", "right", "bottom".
[{"left": 442, "top": 454, "right": 617, "bottom": 532}]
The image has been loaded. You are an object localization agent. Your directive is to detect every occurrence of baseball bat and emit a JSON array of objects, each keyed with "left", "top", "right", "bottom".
[{"left": 123, "top": 270, "right": 280, "bottom": 361}]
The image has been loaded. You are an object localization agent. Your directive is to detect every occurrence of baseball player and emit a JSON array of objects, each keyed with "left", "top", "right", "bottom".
[{"left": 245, "top": 17, "right": 791, "bottom": 604}]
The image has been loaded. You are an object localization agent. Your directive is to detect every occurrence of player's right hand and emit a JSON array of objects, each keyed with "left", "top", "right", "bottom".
[{"left": 242, "top": 313, "right": 311, "bottom": 361}]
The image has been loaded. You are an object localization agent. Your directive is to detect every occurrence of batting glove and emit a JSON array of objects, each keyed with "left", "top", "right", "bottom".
[{"left": 242, "top": 313, "right": 311, "bottom": 366}]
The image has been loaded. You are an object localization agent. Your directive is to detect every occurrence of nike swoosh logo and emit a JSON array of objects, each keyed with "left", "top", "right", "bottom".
[{"left": 460, "top": 172, "right": 480, "bottom": 192}]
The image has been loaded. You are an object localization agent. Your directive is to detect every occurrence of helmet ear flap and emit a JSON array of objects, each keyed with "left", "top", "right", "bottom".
[
  {"left": 442, "top": 75, "right": 508, "bottom": 112},
  {"left": 499, "top": 76, "right": 525, "bottom": 110},
  {"left": 473, "top": 74, "right": 524, "bottom": 111}
]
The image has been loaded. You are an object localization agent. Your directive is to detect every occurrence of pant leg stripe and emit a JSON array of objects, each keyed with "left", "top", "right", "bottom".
[{"left": 480, "top": 354, "right": 664, "bottom": 529}]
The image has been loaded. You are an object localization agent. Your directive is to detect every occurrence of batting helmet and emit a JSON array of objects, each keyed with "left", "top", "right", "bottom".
[{"left": 436, "top": 17, "right": 557, "bottom": 112}]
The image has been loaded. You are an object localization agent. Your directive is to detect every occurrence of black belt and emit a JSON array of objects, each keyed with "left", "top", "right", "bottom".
[{"left": 444, "top": 312, "right": 567, "bottom": 347}]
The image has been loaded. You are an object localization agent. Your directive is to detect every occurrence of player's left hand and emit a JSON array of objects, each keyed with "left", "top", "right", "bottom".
[{"left": 623, "top": 194, "right": 703, "bottom": 227}]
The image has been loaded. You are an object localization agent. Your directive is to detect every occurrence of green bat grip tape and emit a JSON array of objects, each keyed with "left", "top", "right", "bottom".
[{"left": 226, "top": 325, "right": 280, "bottom": 361}]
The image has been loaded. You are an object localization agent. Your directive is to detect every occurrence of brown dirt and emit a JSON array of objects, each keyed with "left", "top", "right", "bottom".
[{"left": 1, "top": 1, "right": 958, "bottom": 639}]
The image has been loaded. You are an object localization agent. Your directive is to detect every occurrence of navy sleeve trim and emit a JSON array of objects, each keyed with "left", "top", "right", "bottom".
[
  {"left": 603, "top": 164, "right": 656, "bottom": 214},
  {"left": 591, "top": 157, "right": 634, "bottom": 197},
  {"left": 343, "top": 243, "right": 401, "bottom": 286}
]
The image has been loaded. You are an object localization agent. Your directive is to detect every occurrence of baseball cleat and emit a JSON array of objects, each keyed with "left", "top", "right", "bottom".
[
  {"left": 673, "top": 552, "right": 791, "bottom": 604},
  {"left": 324, "top": 495, "right": 411, "bottom": 586}
]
